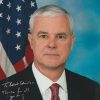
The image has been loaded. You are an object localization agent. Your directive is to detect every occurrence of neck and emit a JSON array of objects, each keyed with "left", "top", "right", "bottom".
[{"left": 34, "top": 62, "right": 65, "bottom": 82}]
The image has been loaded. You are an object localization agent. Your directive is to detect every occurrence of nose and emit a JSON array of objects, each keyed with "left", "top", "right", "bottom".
[{"left": 48, "top": 37, "right": 57, "bottom": 49}]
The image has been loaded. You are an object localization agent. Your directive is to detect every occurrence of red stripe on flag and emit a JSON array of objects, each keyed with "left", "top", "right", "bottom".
[
  {"left": 0, "top": 65, "right": 6, "bottom": 80},
  {"left": 14, "top": 60, "right": 25, "bottom": 73},
  {"left": 25, "top": 44, "right": 34, "bottom": 65}
]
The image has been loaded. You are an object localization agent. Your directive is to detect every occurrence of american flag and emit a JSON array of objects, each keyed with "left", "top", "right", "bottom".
[{"left": 0, "top": 0, "right": 37, "bottom": 80}]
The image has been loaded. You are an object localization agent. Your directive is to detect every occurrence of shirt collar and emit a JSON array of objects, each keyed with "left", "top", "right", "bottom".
[
  {"left": 32, "top": 63, "right": 67, "bottom": 94},
  {"left": 56, "top": 70, "right": 67, "bottom": 92}
]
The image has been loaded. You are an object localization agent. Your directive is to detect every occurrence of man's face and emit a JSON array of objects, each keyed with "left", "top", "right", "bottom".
[{"left": 28, "top": 15, "right": 74, "bottom": 70}]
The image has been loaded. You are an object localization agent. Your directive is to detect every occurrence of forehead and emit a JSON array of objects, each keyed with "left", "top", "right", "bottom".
[
  {"left": 34, "top": 15, "right": 69, "bottom": 24},
  {"left": 33, "top": 15, "right": 71, "bottom": 33}
]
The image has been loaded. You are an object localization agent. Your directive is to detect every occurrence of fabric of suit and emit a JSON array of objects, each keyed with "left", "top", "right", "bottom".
[{"left": 0, "top": 64, "right": 100, "bottom": 100}]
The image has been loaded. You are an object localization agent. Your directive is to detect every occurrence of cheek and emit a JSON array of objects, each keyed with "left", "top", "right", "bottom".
[
  {"left": 66, "top": 38, "right": 73, "bottom": 50},
  {"left": 31, "top": 40, "right": 44, "bottom": 54},
  {"left": 67, "top": 41, "right": 72, "bottom": 49},
  {"left": 60, "top": 41, "right": 72, "bottom": 52},
  {"left": 59, "top": 41, "right": 72, "bottom": 59},
  {"left": 30, "top": 39, "right": 38, "bottom": 54}
]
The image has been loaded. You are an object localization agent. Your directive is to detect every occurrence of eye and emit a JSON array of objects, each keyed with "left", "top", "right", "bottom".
[
  {"left": 39, "top": 34, "right": 48, "bottom": 39},
  {"left": 56, "top": 34, "right": 67, "bottom": 40}
]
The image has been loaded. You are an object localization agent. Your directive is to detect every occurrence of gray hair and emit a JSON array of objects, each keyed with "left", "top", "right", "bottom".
[{"left": 29, "top": 4, "right": 73, "bottom": 34}]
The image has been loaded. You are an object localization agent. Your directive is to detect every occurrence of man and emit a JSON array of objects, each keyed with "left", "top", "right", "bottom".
[{"left": 0, "top": 5, "right": 99, "bottom": 100}]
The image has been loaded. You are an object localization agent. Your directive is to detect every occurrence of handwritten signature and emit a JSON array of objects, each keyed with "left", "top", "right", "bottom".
[
  {"left": 1, "top": 81, "right": 34, "bottom": 88},
  {"left": 1, "top": 81, "right": 34, "bottom": 100},
  {"left": 2, "top": 87, "right": 29, "bottom": 100}
]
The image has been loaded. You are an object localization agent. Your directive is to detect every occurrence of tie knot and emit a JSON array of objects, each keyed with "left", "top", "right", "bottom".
[
  {"left": 50, "top": 83, "right": 60, "bottom": 91},
  {"left": 50, "top": 83, "right": 60, "bottom": 100}
]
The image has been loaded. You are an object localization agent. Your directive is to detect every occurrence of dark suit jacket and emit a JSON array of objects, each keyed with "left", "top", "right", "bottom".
[{"left": 0, "top": 64, "right": 100, "bottom": 100}]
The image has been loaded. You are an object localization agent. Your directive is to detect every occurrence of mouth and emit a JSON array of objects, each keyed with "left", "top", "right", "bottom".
[{"left": 44, "top": 54, "right": 59, "bottom": 56}]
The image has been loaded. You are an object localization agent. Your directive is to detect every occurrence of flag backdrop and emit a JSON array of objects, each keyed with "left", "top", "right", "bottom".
[{"left": 0, "top": 0, "right": 37, "bottom": 80}]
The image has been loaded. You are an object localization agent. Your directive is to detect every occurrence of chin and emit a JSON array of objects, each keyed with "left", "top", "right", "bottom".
[{"left": 43, "top": 61, "right": 64, "bottom": 69}]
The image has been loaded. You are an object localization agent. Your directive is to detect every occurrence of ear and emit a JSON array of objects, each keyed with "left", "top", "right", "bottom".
[
  {"left": 28, "top": 33, "right": 33, "bottom": 49},
  {"left": 71, "top": 33, "right": 75, "bottom": 50}
]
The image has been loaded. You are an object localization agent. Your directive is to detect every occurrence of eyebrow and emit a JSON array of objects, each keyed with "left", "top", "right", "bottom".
[
  {"left": 37, "top": 31, "right": 68, "bottom": 36},
  {"left": 56, "top": 32, "right": 67, "bottom": 36},
  {"left": 37, "top": 31, "right": 48, "bottom": 35}
]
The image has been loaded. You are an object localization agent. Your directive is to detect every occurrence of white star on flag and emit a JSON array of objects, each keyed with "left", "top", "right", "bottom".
[
  {"left": 0, "top": 13, "right": 3, "bottom": 18},
  {"left": 6, "top": 28, "right": 11, "bottom": 34},
  {"left": 6, "top": 15, "right": 11, "bottom": 22},
  {"left": 7, "top": 2, "right": 11, "bottom": 9},
  {"left": 0, "top": 0, "right": 3, "bottom": 5},
  {"left": 16, "top": 5, "right": 21, "bottom": 12},
  {"left": 31, "top": 1, "right": 35, "bottom": 7},
  {"left": 22, "top": 0, "right": 25, "bottom": 2},
  {"left": 15, "top": 44, "right": 21, "bottom": 51},
  {"left": 16, "top": 19, "right": 21, "bottom": 25},
  {"left": 16, "top": 31, "right": 21, "bottom": 38}
]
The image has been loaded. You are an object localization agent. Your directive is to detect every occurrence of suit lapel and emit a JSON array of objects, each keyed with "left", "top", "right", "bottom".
[
  {"left": 22, "top": 64, "right": 43, "bottom": 100},
  {"left": 65, "top": 69, "right": 80, "bottom": 100}
]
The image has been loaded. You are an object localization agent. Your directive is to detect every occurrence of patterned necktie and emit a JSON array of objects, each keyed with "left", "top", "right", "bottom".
[{"left": 50, "top": 83, "right": 60, "bottom": 100}]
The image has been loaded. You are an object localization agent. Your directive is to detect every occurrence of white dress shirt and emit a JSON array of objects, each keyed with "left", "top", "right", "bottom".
[{"left": 32, "top": 63, "right": 68, "bottom": 100}]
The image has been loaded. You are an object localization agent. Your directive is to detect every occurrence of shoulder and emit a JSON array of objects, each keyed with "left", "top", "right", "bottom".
[
  {"left": 65, "top": 69, "right": 100, "bottom": 100},
  {"left": 0, "top": 64, "right": 37, "bottom": 99},
  {"left": 65, "top": 68, "right": 99, "bottom": 87},
  {"left": 0, "top": 64, "right": 34, "bottom": 89},
  {"left": 1, "top": 64, "right": 33, "bottom": 82}
]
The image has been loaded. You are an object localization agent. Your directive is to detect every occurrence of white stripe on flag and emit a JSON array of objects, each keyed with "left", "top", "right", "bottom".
[
  {"left": 23, "top": 56, "right": 28, "bottom": 68},
  {"left": 0, "top": 42, "right": 16, "bottom": 77}
]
